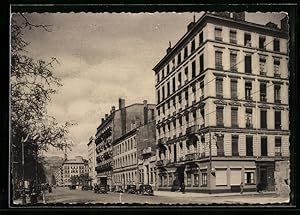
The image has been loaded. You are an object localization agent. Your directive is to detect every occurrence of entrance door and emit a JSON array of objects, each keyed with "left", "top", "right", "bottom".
[
  {"left": 260, "top": 168, "right": 267, "bottom": 190},
  {"left": 267, "top": 167, "right": 275, "bottom": 191}
]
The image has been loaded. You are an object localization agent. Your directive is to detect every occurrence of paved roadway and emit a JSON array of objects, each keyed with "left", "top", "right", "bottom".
[{"left": 44, "top": 187, "right": 289, "bottom": 205}]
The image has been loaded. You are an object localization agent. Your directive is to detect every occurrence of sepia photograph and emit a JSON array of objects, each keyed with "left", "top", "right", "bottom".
[{"left": 9, "top": 10, "right": 291, "bottom": 207}]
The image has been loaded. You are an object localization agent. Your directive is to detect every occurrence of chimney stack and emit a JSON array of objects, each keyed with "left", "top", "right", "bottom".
[
  {"left": 105, "top": 114, "right": 108, "bottom": 118},
  {"left": 101, "top": 118, "right": 104, "bottom": 123},
  {"left": 281, "top": 16, "right": 288, "bottom": 31},
  {"left": 166, "top": 41, "right": 172, "bottom": 54},
  {"left": 143, "top": 100, "right": 148, "bottom": 125},
  {"left": 119, "top": 98, "right": 126, "bottom": 135},
  {"left": 119, "top": 98, "right": 125, "bottom": 109}
]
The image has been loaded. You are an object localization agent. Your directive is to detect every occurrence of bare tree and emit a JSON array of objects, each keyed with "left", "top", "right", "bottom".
[{"left": 11, "top": 14, "right": 75, "bottom": 192}]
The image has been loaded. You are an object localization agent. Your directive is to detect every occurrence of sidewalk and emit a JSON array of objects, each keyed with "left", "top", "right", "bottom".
[{"left": 154, "top": 190, "right": 277, "bottom": 198}]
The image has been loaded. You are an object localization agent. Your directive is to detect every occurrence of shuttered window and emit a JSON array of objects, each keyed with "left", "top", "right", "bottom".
[
  {"left": 231, "top": 107, "right": 238, "bottom": 128},
  {"left": 216, "top": 78, "right": 223, "bottom": 98},
  {"left": 215, "top": 51, "right": 223, "bottom": 70},
  {"left": 230, "top": 53, "right": 237, "bottom": 72},
  {"left": 261, "top": 136, "right": 268, "bottom": 156},
  {"left": 232, "top": 135, "right": 239, "bottom": 156},
  {"left": 245, "top": 55, "right": 252, "bottom": 73},
  {"left": 199, "top": 54, "right": 204, "bottom": 73},
  {"left": 246, "top": 136, "right": 253, "bottom": 156},
  {"left": 216, "top": 136, "right": 224, "bottom": 156},
  {"left": 260, "top": 110, "right": 267, "bottom": 129},
  {"left": 231, "top": 80, "right": 237, "bottom": 99},
  {"left": 275, "top": 111, "right": 281, "bottom": 129},
  {"left": 216, "top": 106, "right": 224, "bottom": 127}
]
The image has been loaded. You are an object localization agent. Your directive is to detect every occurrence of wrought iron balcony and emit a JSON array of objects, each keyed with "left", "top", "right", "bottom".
[
  {"left": 274, "top": 73, "right": 281, "bottom": 78},
  {"left": 185, "top": 153, "right": 200, "bottom": 161},
  {"left": 186, "top": 125, "right": 198, "bottom": 135},
  {"left": 142, "top": 147, "right": 152, "bottom": 156},
  {"left": 260, "top": 71, "right": 267, "bottom": 76}
]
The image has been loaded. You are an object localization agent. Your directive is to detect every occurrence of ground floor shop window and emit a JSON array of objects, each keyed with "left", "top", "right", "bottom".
[
  {"left": 187, "top": 172, "right": 192, "bottom": 186},
  {"left": 193, "top": 174, "right": 199, "bottom": 186},
  {"left": 159, "top": 175, "right": 163, "bottom": 187},
  {"left": 201, "top": 172, "right": 207, "bottom": 186},
  {"left": 163, "top": 175, "right": 168, "bottom": 186},
  {"left": 216, "top": 170, "right": 227, "bottom": 186},
  {"left": 244, "top": 172, "right": 254, "bottom": 184},
  {"left": 168, "top": 173, "right": 173, "bottom": 186}
]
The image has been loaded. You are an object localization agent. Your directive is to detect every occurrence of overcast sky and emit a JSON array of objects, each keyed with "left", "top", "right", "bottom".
[{"left": 13, "top": 11, "right": 287, "bottom": 159}]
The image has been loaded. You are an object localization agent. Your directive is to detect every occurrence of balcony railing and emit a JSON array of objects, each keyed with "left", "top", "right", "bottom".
[
  {"left": 186, "top": 125, "right": 198, "bottom": 135},
  {"left": 230, "top": 39, "right": 237, "bottom": 44},
  {"left": 260, "top": 71, "right": 267, "bottom": 76},
  {"left": 215, "top": 65, "right": 223, "bottom": 71},
  {"left": 274, "top": 73, "right": 281, "bottom": 78},
  {"left": 185, "top": 153, "right": 202, "bottom": 161}
]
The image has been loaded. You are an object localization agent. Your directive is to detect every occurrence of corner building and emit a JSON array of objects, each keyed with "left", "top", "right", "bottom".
[{"left": 153, "top": 12, "right": 289, "bottom": 193}]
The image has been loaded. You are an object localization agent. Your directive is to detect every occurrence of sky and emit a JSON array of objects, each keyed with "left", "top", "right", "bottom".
[{"left": 13, "top": 11, "right": 287, "bottom": 159}]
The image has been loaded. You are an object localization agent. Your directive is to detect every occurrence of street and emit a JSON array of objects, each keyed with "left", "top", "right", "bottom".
[{"left": 43, "top": 187, "right": 289, "bottom": 205}]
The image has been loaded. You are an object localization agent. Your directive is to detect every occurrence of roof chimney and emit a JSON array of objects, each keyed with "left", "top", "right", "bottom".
[
  {"left": 101, "top": 118, "right": 104, "bottom": 123},
  {"left": 105, "top": 114, "right": 108, "bottom": 118},
  {"left": 166, "top": 41, "right": 172, "bottom": 54},
  {"left": 119, "top": 98, "right": 125, "bottom": 109},
  {"left": 281, "top": 16, "right": 288, "bottom": 31}
]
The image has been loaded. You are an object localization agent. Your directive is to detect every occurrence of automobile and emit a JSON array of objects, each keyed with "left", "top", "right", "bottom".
[
  {"left": 81, "top": 185, "right": 91, "bottom": 191},
  {"left": 126, "top": 185, "right": 137, "bottom": 194},
  {"left": 137, "top": 184, "right": 154, "bottom": 196},
  {"left": 98, "top": 184, "right": 108, "bottom": 194},
  {"left": 115, "top": 185, "right": 124, "bottom": 193},
  {"left": 69, "top": 185, "right": 76, "bottom": 190}
]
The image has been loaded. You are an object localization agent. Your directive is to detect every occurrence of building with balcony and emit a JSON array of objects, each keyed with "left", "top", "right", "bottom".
[
  {"left": 87, "top": 136, "right": 97, "bottom": 185},
  {"left": 111, "top": 100, "right": 155, "bottom": 189},
  {"left": 153, "top": 12, "right": 289, "bottom": 193},
  {"left": 57, "top": 156, "right": 89, "bottom": 186},
  {"left": 95, "top": 98, "right": 155, "bottom": 189}
]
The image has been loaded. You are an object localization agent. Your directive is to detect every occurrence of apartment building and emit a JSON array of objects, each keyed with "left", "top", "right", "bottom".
[
  {"left": 95, "top": 98, "right": 155, "bottom": 189},
  {"left": 87, "top": 136, "right": 97, "bottom": 185},
  {"left": 153, "top": 12, "right": 289, "bottom": 193}
]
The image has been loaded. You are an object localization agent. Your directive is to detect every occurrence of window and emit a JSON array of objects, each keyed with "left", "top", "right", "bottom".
[
  {"left": 216, "top": 135, "right": 224, "bottom": 156},
  {"left": 200, "top": 81, "right": 204, "bottom": 99},
  {"left": 259, "top": 36, "right": 266, "bottom": 49},
  {"left": 215, "top": 51, "right": 223, "bottom": 70},
  {"left": 261, "top": 136, "right": 268, "bottom": 156},
  {"left": 161, "top": 69, "right": 164, "bottom": 79},
  {"left": 201, "top": 172, "right": 207, "bottom": 186},
  {"left": 184, "top": 46, "right": 188, "bottom": 59},
  {"left": 259, "top": 57, "right": 266, "bottom": 75},
  {"left": 275, "top": 111, "right": 281, "bottom": 130},
  {"left": 157, "top": 73, "right": 160, "bottom": 84},
  {"left": 275, "top": 137, "right": 282, "bottom": 156},
  {"left": 184, "top": 67, "right": 188, "bottom": 82},
  {"left": 245, "top": 55, "right": 252, "bottom": 73},
  {"left": 191, "top": 40, "right": 195, "bottom": 53},
  {"left": 172, "top": 97, "right": 176, "bottom": 107},
  {"left": 167, "top": 82, "right": 170, "bottom": 96},
  {"left": 215, "top": 27, "right": 222, "bottom": 41},
  {"left": 216, "top": 106, "right": 224, "bottom": 127},
  {"left": 172, "top": 59, "right": 175, "bottom": 70},
  {"left": 216, "top": 78, "right": 223, "bottom": 98},
  {"left": 185, "top": 90, "right": 188, "bottom": 100},
  {"left": 246, "top": 136, "right": 253, "bottom": 156},
  {"left": 230, "top": 53, "right": 237, "bottom": 72},
  {"left": 178, "top": 53, "right": 181, "bottom": 65},
  {"left": 244, "top": 172, "right": 254, "bottom": 184},
  {"left": 162, "top": 105, "right": 165, "bottom": 114},
  {"left": 245, "top": 108, "right": 253, "bottom": 128},
  {"left": 273, "top": 39, "right": 280, "bottom": 52},
  {"left": 172, "top": 77, "right": 176, "bottom": 93},
  {"left": 194, "top": 174, "right": 199, "bottom": 186},
  {"left": 231, "top": 107, "right": 238, "bottom": 128},
  {"left": 200, "top": 108, "right": 205, "bottom": 126},
  {"left": 192, "top": 61, "right": 196, "bottom": 78},
  {"left": 199, "top": 32, "right": 203, "bottom": 45},
  {"left": 230, "top": 30, "right": 237, "bottom": 44},
  {"left": 185, "top": 113, "right": 189, "bottom": 124},
  {"left": 260, "top": 110, "right": 267, "bottom": 129},
  {"left": 274, "top": 85, "right": 281, "bottom": 103},
  {"left": 178, "top": 72, "right": 182, "bottom": 87},
  {"left": 162, "top": 86, "right": 165, "bottom": 99},
  {"left": 230, "top": 79, "right": 238, "bottom": 99},
  {"left": 187, "top": 172, "right": 192, "bottom": 186},
  {"left": 179, "top": 116, "right": 182, "bottom": 125},
  {"left": 260, "top": 82, "right": 267, "bottom": 102},
  {"left": 245, "top": 82, "right": 252, "bottom": 100},
  {"left": 199, "top": 54, "right": 204, "bottom": 73},
  {"left": 274, "top": 58, "right": 280, "bottom": 77},
  {"left": 167, "top": 64, "right": 170, "bottom": 74},
  {"left": 244, "top": 33, "right": 251, "bottom": 47},
  {"left": 232, "top": 135, "right": 239, "bottom": 156},
  {"left": 178, "top": 94, "right": 182, "bottom": 104}
]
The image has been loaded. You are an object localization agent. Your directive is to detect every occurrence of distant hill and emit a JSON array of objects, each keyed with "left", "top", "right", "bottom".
[{"left": 43, "top": 156, "right": 64, "bottom": 184}]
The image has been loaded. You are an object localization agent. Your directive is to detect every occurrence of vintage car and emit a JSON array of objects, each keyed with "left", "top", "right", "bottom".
[
  {"left": 136, "top": 184, "right": 154, "bottom": 196},
  {"left": 125, "top": 185, "right": 137, "bottom": 194}
]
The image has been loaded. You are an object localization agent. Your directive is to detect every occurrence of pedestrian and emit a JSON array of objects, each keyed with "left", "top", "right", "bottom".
[
  {"left": 30, "top": 187, "right": 38, "bottom": 204},
  {"left": 181, "top": 182, "right": 185, "bottom": 194},
  {"left": 240, "top": 182, "right": 244, "bottom": 194}
]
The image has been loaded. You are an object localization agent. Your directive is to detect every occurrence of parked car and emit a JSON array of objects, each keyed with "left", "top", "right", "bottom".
[
  {"left": 81, "top": 185, "right": 91, "bottom": 191},
  {"left": 126, "top": 185, "right": 137, "bottom": 194},
  {"left": 98, "top": 184, "right": 108, "bottom": 194},
  {"left": 69, "top": 185, "right": 76, "bottom": 190},
  {"left": 115, "top": 185, "right": 124, "bottom": 193},
  {"left": 137, "top": 185, "right": 154, "bottom": 196}
]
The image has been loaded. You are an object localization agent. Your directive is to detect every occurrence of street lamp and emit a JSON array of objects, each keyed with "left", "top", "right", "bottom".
[{"left": 21, "top": 133, "right": 39, "bottom": 204}]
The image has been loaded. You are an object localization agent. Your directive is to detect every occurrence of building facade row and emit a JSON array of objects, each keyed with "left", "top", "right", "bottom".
[{"left": 153, "top": 12, "right": 289, "bottom": 193}]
